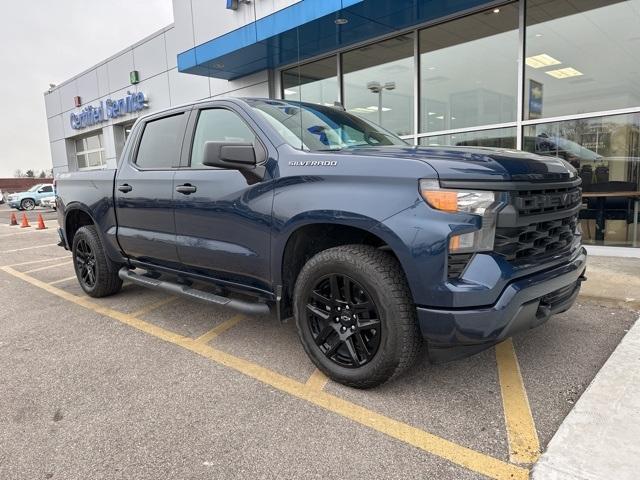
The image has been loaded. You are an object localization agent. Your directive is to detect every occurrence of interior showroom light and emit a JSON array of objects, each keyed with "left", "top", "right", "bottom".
[
  {"left": 545, "top": 67, "right": 583, "bottom": 79},
  {"left": 525, "top": 53, "right": 561, "bottom": 69}
]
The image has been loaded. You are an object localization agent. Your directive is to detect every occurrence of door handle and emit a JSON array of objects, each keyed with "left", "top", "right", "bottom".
[
  {"left": 118, "top": 184, "right": 133, "bottom": 193},
  {"left": 176, "top": 184, "right": 197, "bottom": 195}
]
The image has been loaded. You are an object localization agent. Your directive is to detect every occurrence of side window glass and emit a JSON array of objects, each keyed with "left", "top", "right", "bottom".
[
  {"left": 135, "top": 113, "right": 185, "bottom": 169},
  {"left": 191, "top": 109, "right": 256, "bottom": 168},
  {"left": 42, "top": 186, "right": 53, "bottom": 193}
]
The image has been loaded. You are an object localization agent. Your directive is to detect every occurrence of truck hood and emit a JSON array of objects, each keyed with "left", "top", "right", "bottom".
[{"left": 336, "top": 146, "right": 577, "bottom": 182}]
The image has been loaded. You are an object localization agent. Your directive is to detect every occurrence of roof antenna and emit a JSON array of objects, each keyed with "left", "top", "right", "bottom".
[{"left": 333, "top": 101, "right": 346, "bottom": 111}]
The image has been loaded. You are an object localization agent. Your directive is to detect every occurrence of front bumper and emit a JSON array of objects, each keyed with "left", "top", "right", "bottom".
[
  {"left": 8, "top": 201, "right": 20, "bottom": 208},
  {"left": 418, "top": 247, "right": 587, "bottom": 362}
]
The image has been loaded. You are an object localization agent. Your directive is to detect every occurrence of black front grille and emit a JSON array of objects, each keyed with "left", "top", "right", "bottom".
[
  {"left": 511, "top": 186, "right": 581, "bottom": 217},
  {"left": 447, "top": 253, "right": 473, "bottom": 279},
  {"left": 494, "top": 214, "right": 578, "bottom": 262}
]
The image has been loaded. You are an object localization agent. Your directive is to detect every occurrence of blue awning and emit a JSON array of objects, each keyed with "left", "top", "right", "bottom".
[{"left": 178, "top": 0, "right": 493, "bottom": 80}]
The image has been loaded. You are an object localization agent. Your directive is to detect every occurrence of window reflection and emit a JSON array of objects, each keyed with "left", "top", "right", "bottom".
[
  {"left": 342, "top": 34, "right": 414, "bottom": 136},
  {"left": 282, "top": 56, "right": 339, "bottom": 106},
  {"left": 420, "top": 4, "right": 518, "bottom": 132},
  {"left": 420, "top": 127, "right": 516, "bottom": 148},
  {"left": 525, "top": 0, "right": 640, "bottom": 119},
  {"left": 524, "top": 114, "right": 640, "bottom": 246}
]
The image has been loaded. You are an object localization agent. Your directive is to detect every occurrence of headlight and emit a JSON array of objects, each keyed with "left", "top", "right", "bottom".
[{"left": 419, "top": 179, "right": 501, "bottom": 254}]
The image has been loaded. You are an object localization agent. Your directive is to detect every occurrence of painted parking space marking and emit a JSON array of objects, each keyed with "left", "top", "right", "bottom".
[
  {"left": 130, "top": 296, "right": 178, "bottom": 318},
  {"left": 0, "top": 230, "right": 58, "bottom": 238},
  {"left": 304, "top": 368, "right": 329, "bottom": 391},
  {"left": 23, "top": 260, "right": 72, "bottom": 274},
  {"left": 496, "top": 338, "right": 541, "bottom": 465},
  {"left": 1, "top": 264, "right": 529, "bottom": 480},
  {"left": 48, "top": 275, "right": 78, "bottom": 286},
  {"left": 194, "top": 314, "right": 246, "bottom": 344},
  {"left": 2, "top": 255, "right": 70, "bottom": 268},
  {"left": 1, "top": 243, "right": 59, "bottom": 254}
]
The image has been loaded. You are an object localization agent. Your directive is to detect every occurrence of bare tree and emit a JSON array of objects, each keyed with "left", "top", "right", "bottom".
[
  {"left": 25, "top": 169, "right": 35, "bottom": 178},
  {"left": 14, "top": 169, "right": 24, "bottom": 178}
]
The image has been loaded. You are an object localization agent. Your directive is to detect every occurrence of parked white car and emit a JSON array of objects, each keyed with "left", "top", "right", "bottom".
[{"left": 40, "top": 195, "right": 57, "bottom": 210}]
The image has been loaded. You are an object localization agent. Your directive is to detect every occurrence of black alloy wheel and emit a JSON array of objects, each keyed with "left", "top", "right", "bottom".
[
  {"left": 74, "top": 238, "right": 97, "bottom": 289},
  {"left": 306, "top": 274, "right": 381, "bottom": 368}
]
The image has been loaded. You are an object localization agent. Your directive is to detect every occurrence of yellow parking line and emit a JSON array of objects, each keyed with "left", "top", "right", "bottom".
[
  {"left": 496, "top": 338, "right": 541, "bottom": 465},
  {"left": 23, "top": 260, "right": 72, "bottom": 274},
  {"left": 131, "top": 297, "right": 178, "bottom": 318},
  {"left": 3, "top": 255, "right": 70, "bottom": 267},
  {"left": 2, "top": 243, "right": 60, "bottom": 254},
  {"left": 194, "top": 314, "right": 246, "bottom": 344},
  {"left": 305, "top": 368, "right": 329, "bottom": 391},
  {"left": 2, "top": 265, "right": 528, "bottom": 480},
  {"left": 49, "top": 275, "right": 78, "bottom": 286}
]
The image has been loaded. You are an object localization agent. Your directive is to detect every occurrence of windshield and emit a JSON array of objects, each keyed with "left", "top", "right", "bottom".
[
  {"left": 27, "top": 184, "right": 42, "bottom": 192},
  {"left": 247, "top": 99, "right": 407, "bottom": 151}
]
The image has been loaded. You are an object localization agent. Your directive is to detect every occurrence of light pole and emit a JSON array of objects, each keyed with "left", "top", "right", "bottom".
[{"left": 366, "top": 81, "right": 395, "bottom": 125}]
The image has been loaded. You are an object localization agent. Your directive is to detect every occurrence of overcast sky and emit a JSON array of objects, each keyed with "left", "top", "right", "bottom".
[{"left": 0, "top": 0, "right": 173, "bottom": 177}]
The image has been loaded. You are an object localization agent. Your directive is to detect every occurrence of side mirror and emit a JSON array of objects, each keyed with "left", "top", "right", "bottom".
[
  {"left": 202, "top": 141, "right": 266, "bottom": 183},
  {"left": 202, "top": 142, "right": 257, "bottom": 169}
]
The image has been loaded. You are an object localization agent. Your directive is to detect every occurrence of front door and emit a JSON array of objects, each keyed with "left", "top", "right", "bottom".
[
  {"left": 173, "top": 105, "right": 274, "bottom": 293},
  {"left": 114, "top": 110, "right": 189, "bottom": 267}
]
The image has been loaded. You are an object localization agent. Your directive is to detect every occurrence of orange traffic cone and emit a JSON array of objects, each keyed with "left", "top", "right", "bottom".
[
  {"left": 9, "top": 213, "right": 18, "bottom": 226},
  {"left": 20, "top": 213, "right": 30, "bottom": 228},
  {"left": 36, "top": 214, "right": 47, "bottom": 230}
]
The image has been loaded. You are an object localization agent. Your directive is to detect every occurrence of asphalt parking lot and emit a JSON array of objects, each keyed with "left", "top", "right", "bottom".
[{"left": 0, "top": 204, "right": 637, "bottom": 480}]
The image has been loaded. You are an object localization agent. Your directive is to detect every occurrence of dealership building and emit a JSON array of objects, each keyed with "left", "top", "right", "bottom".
[{"left": 44, "top": 0, "right": 640, "bottom": 248}]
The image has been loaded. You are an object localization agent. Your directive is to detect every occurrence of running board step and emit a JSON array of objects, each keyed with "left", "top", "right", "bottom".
[{"left": 118, "top": 268, "right": 270, "bottom": 316}]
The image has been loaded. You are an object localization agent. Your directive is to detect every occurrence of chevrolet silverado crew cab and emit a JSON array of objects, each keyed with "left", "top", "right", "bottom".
[{"left": 56, "top": 98, "right": 586, "bottom": 388}]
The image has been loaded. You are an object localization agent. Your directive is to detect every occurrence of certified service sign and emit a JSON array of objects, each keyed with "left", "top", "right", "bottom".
[{"left": 70, "top": 91, "right": 148, "bottom": 130}]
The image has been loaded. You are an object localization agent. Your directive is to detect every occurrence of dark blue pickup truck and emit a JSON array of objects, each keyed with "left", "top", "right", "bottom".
[{"left": 57, "top": 98, "right": 586, "bottom": 388}]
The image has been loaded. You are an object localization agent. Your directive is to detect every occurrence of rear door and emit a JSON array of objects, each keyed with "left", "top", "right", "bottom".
[
  {"left": 172, "top": 103, "right": 274, "bottom": 293},
  {"left": 114, "top": 108, "right": 190, "bottom": 267}
]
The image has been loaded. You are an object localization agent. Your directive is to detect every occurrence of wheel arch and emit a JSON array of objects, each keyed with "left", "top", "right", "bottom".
[
  {"left": 276, "top": 220, "right": 412, "bottom": 320},
  {"left": 63, "top": 203, "right": 126, "bottom": 264},
  {"left": 64, "top": 204, "right": 97, "bottom": 248}
]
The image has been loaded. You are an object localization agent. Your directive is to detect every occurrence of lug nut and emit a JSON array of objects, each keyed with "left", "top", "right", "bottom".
[
  {"left": 326, "top": 306, "right": 331, "bottom": 311},
  {"left": 340, "top": 326, "right": 346, "bottom": 333},
  {"left": 335, "top": 317, "right": 340, "bottom": 322},
  {"left": 337, "top": 306, "right": 341, "bottom": 311},
  {"left": 350, "top": 325, "right": 356, "bottom": 331},
  {"left": 345, "top": 305, "right": 350, "bottom": 310},
  {"left": 353, "top": 315, "right": 357, "bottom": 319}
]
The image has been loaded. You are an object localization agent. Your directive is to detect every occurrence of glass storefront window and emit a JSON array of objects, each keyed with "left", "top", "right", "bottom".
[
  {"left": 342, "top": 34, "right": 414, "bottom": 136},
  {"left": 525, "top": 0, "right": 640, "bottom": 119},
  {"left": 282, "top": 56, "right": 339, "bottom": 106},
  {"left": 420, "top": 4, "right": 518, "bottom": 133},
  {"left": 523, "top": 113, "right": 640, "bottom": 247},
  {"left": 419, "top": 127, "right": 517, "bottom": 148}
]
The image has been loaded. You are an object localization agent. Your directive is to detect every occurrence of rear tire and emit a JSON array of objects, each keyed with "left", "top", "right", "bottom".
[
  {"left": 72, "top": 225, "right": 123, "bottom": 298},
  {"left": 293, "top": 245, "right": 422, "bottom": 389}
]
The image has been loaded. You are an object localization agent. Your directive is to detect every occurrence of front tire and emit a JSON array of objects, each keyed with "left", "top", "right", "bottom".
[
  {"left": 293, "top": 245, "right": 422, "bottom": 389},
  {"left": 20, "top": 199, "right": 35, "bottom": 210},
  {"left": 72, "top": 225, "right": 123, "bottom": 297}
]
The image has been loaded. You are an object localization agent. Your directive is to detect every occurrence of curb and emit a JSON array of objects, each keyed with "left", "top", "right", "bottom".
[{"left": 532, "top": 314, "right": 640, "bottom": 480}]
